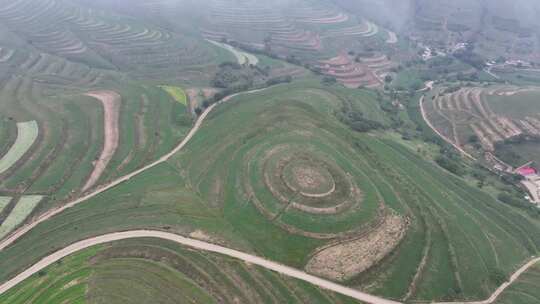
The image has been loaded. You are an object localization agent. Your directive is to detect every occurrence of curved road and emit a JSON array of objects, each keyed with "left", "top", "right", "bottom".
[
  {"left": 0, "top": 230, "right": 536, "bottom": 304},
  {"left": 0, "top": 85, "right": 537, "bottom": 304},
  {"left": 0, "top": 230, "right": 400, "bottom": 304},
  {"left": 419, "top": 94, "right": 476, "bottom": 160},
  {"left": 437, "top": 256, "right": 540, "bottom": 304},
  {"left": 0, "top": 88, "right": 264, "bottom": 252}
]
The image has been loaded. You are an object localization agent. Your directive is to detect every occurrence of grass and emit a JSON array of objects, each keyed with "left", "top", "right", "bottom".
[
  {"left": 206, "top": 39, "right": 259, "bottom": 65},
  {"left": 0, "top": 245, "right": 100, "bottom": 304},
  {"left": 0, "top": 121, "right": 38, "bottom": 174},
  {"left": 159, "top": 85, "right": 188, "bottom": 106},
  {"left": 0, "top": 82, "right": 538, "bottom": 302},
  {"left": 485, "top": 89, "right": 540, "bottom": 119},
  {"left": 0, "top": 0, "right": 539, "bottom": 302},
  {"left": 0, "top": 197, "right": 11, "bottom": 213},
  {"left": 0, "top": 195, "right": 43, "bottom": 239},
  {"left": 0, "top": 238, "right": 360, "bottom": 304}
]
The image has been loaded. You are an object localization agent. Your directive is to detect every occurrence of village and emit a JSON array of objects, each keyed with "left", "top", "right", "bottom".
[{"left": 514, "top": 163, "right": 540, "bottom": 205}]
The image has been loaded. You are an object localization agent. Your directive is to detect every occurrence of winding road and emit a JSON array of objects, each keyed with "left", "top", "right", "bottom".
[
  {"left": 437, "top": 256, "right": 540, "bottom": 304},
  {"left": 0, "top": 86, "right": 538, "bottom": 304},
  {"left": 0, "top": 230, "right": 536, "bottom": 304},
  {"left": 419, "top": 94, "right": 476, "bottom": 160},
  {"left": 0, "top": 230, "right": 400, "bottom": 304},
  {"left": 0, "top": 88, "right": 263, "bottom": 252}
]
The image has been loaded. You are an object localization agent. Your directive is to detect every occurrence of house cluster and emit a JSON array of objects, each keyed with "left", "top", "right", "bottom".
[{"left": 516, "top": 165, "right": 540, "bottom": 205}]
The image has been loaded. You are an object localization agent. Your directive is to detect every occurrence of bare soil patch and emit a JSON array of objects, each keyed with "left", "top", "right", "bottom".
[
  {"left": 305, "top": 212, "right": 408, "bottom": 281},
  {"left": 82, "top": 91, "right": 121, "bottom": 192}
]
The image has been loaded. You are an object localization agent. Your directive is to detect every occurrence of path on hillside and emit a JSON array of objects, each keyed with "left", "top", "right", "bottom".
[
  {"left": 0, "top": 230, "right": 537, "bottom": 304},
  {"left": 0, "top": 87, "right": 266, "bottom": 252},
  {"left": 437, "top": 256, "right": 540, "bottom": 304},
  {"left": 419, "top": 95, "right": 476, "bottom": 160},
  {"left": 0, "top": 84, "right": 537, "bottom": 304},
  {"left": 0, "top": 230, "right": 400, "bottom": 304},
  {"left": 82, "top": 91, "right": 121, "bottom": 192}
]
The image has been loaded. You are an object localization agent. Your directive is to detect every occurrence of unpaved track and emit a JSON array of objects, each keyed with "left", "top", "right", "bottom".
[
  {"left": 419, "top": 95, "right": 476, "bottom": 160},
  {"left": 0, "top": 230, "right": 400, "bottom": 304},
  {"left": 82, "top": 91, "right": 121, "bottom": 192},
  {"left": 0, "top": 230, "right": 536, "bottom": 304},
  {"left": 1, "top": 86, "right": 537, "bottom": 304},
  {"left": 0, "top": 88, "right": 264, "bottom": 252},
  {"left": 437, "top": 256, "right": 540, "bottom": 304}
]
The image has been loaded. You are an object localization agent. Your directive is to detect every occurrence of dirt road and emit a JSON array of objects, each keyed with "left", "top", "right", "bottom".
[
  {"left": 437, "top": 256, "right": 540, "bottom": 304},
  {"left": 0, "top": 229, "right": 536, "bottom": 304},
  {"left": 82, "top": 91, "right": 121, "bottom": 192},
  {"left": 0, "top": 85, "right": 537, "bottom": 304},
  {"left": 0, "top": 88, "right": 265, "bottom": 252},
  {"left": 419, "top": 95, "right": 476, "bottom": 160},
  {"left": 0, "top": 230, "right": 401, "bottom": 304}
]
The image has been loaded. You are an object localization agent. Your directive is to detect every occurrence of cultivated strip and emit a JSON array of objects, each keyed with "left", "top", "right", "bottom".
[
  {"left": 0, "top": 88, "right": 266, "bottom": 252},
  {"left": 0, "top": 197, "right": 11, "bottom": 213},
  {"left": 82, "top": 91, "right": 121, "bottom": 192},
  {"left": 0, "top": 121, "right": 38, "bottom": 174},
  {"left": 206, "top": 39, "right": 258, "bottom": 65},
  {"left": 0, "top": 196, "right": 42, "bottom": 240},
  {"left": 0, "top": 230, "right": 401, "bottom": 304}
]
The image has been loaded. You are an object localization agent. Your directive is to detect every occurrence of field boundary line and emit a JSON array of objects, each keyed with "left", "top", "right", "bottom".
[
  {"left": 0, "top": 230, "right": 401, "bottom": 304},
  {"left": 0, "top": 87, "right": 267, "bottom": 252},
  {"left": 433, "top": 256, "right": 539, "bottom": 304},
  {"left": 419, "top": 95, "right": 476, "bottom": 160},
  {"left": 1, "top": 230, "right": 537, "bottom": 304}
]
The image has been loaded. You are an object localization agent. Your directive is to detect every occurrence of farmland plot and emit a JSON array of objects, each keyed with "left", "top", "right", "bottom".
[
  {"left": 159, "top": 85, "right": 188, "bottom": 105},
  {"left": 0, "top": 197, "right": 10, "bottom": 213},
  {"left": 206, "top": 39, "right": 259, "bottom": 65},
  {"left": 0, "top": 195, "right": 42, "bottom": 240},
  {"left": 423, "top": 85, "right": 540, "bottom": 155},
  {"left": 0, "top": 121, "right": 38, "bottom": 174}
]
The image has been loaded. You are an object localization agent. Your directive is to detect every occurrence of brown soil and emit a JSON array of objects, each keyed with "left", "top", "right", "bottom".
[
  {"left": 292, "top": 166, "right": 327, "bottom": 190},
  {"left": 305, "top": 213, "right": 408, "bottom": 281},
  {"left": 82, "top": 91, "right": 121, "bottom": 192}
]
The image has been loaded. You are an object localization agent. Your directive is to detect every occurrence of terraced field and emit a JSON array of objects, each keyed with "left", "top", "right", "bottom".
[
  {"left": 0, "top": 1, "right": 539, "bottom": 303},
  {"left": 2, "top": 82, "right": 537, "bottom": 302},
  {"left": 317, "top": 53, "right": 394, "bottom": 88},
  {"left": 423, "top": 85, "right": 540, "bottom": 154},
  {"left": 0, "top": 238, "right": 359, "bottom": 304},
  {"left": 0, "top": 50, "right": 191, "bottom": 202},
  {"left": 0, "top": 196, "right": 43, "bottom": 240},
  {"left": 206, "top": 40, "right": 259, "bottom": 66},
  {"left": 0, "top": 121, "right": 38, "bottom": 174},
  {"left": 0, "top": 0, "right": 201, "bottom": 247},
  {"left": 0, "top": 0, "right": 221, "bottom": 80}
]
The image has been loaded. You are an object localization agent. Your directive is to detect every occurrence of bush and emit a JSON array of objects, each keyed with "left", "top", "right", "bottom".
[
  {"left": 488, "top": 267, "right": 508, "bottom": 285},
  {"left": 435, "top": 155, "right": 465, "bottom": 176},
  {"left": 266, "top": 75, "right": 292, "bottom": 86},
  {"left": 321, "top": 76, "right": 337, "bottom": 85}
]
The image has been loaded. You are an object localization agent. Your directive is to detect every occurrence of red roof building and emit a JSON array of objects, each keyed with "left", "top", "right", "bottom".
[{"left": 517, "top": 166, "right": 537, "bottom": 176}]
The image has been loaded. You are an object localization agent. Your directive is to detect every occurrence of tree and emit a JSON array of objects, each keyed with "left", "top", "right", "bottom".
[{"left": 321, "top": 76, "right": 337, "bottom": 85}]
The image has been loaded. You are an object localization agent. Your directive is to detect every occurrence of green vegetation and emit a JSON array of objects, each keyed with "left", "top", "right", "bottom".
[
  {"left": 0, "top": 196, "right": 42, "bottom": 239},
  {"left": 485, "top": 89, "right": 540, "bottom": 119},
  {"left": 0, "top": 121, "right": 38, "bottom": 174},
  {"left": 1, "top": 0, "right": 540, "bottom": 303},
  {"left": 206, "top": 40, "right": 259, "bottom": 66},
  {"left": 159, "top": 86, "right": 188, "bottom": 106},
  {"left": 1, "top": 82, "right": 538, "bottom": 302},
  {"left": 0, "top": 238, "right": 358, "bottom": 304},
  {"left": 0, "top": 197, "right": 10, "bottom": 213}
]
